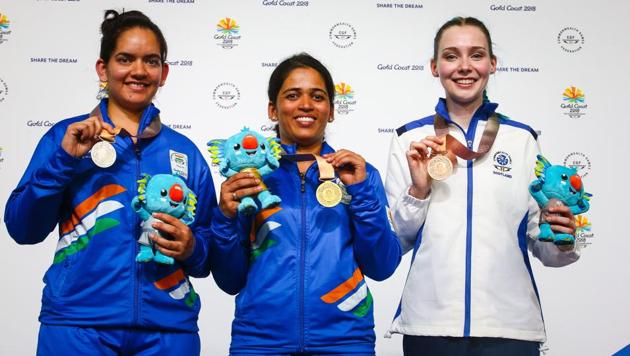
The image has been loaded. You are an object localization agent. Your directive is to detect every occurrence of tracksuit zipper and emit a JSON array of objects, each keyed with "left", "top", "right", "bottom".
[
  {"left": 133, "top": 142, "right": 141, "bottom": 325},
  {"left": 298, "top": 170, "right": 306, "bottom": 352}
]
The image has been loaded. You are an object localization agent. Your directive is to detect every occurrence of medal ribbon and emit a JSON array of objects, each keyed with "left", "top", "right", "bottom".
[
  {"left": 89, "top": 105, "right": 162, "bottom": 142},
  {"left": 281, "top": 153, "right": 335, "bottom": 181},
  {"left": 434, "top": 113, "right": 500, "bottom": 160}
]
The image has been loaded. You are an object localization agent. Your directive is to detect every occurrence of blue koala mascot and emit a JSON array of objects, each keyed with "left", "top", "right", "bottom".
[
  {"left": 131, "top": 174, "right": 197, "bottom": 264},
  {"left": 529, "top": 154, "right": 591, "bottom": 245},
  {"left": 208, "top": 128, "right": 282, "bottom": 215}
]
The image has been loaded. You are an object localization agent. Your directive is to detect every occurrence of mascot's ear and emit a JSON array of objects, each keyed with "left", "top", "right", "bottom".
[
  {"left": 183, "top": 190, "right": 197, "bottom": 225},
  {"left": 266, "top": 136, "right": 282, "bottom": 168},
  {"left": 534, "top": 154, "right": 551, "bottom": 179},
  {"left": 207, "top": 139, "right": 226, "bottom": 166},
  {"left": 137, "top": 173, "right": 151, "bottom": 196}
]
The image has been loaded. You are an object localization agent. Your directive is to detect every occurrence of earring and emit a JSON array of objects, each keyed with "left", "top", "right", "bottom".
[
  {"left": 328, "top": 117, "right": 334, "bottom": 123},
  {"left": 270, "top": 116, "right": 278, "bottom": 122},
  {"left": 96, "top": 81, "right": 109, "bottom": 100}
]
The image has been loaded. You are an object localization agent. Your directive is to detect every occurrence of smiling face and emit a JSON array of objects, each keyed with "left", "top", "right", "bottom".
[
  {"left": 145, "top": 175, "right": 188, "bottom": 218},
  {"left": 268, "top": 67, "right": 333, "bottom": 153},
  {"left": 96, "top": 27, "right": 169, "bottom": 114},
  {"left": 431, "top": 25, "right": 496, "bottom": 110}
]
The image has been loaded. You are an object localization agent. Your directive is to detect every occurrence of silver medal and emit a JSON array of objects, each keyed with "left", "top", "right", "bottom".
[{"left": 91, "top": 141, "right": 116, "bottom": 168}]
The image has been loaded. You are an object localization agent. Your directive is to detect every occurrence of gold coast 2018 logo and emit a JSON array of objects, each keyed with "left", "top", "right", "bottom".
[
  {"left": 574, "top": 214, "right": 594, "bottom": 248},
  {"left": 0, "top": 13, "right": 12, "bottom": 45},
  {"left": 334, "top": 82, "right": 356, "bottom": 115},
  {"left": 215, "top": 17, "right": 241, "bottom": 49},
  {"left": 561, "top": 86, "right": 587, "bottom": 119}
]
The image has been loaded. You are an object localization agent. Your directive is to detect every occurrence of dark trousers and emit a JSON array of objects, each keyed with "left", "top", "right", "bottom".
[{"left": 403, "top": 335, "right": 540, "bottom": 356}]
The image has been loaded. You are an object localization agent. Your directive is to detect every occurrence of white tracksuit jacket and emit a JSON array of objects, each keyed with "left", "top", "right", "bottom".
[{"left": 385, "top": 99, "right": 580, "bottom": 342}]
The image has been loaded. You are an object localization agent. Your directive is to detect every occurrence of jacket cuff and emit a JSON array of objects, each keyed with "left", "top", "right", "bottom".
[
  {"left": 182, "top": 232, "right": 207, "bottom": 269},
  {"left": 346, "top": 178, "right": 379, "bottom": 212},
  {"left": 210, "top": 207, "right": 238, "bottom": 238}
]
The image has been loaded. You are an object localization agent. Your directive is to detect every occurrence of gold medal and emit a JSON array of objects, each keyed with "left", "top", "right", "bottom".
[
  {"left": 91, "top": 141, "right": 116, "bottom": 168},
  {"left": 427, "top": 154, "right": 453, "bottom": 181},
  {"left": 316, "top": 180, "right": 343, "bottom": 207}
]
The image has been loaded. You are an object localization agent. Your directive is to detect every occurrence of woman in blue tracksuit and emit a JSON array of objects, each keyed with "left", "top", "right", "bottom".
[
  {"left": 4, "top": 10, "right": 216, "bottom": 355},
  {"left": 209, "top": 53, "right": 402, "bottom": 355}
]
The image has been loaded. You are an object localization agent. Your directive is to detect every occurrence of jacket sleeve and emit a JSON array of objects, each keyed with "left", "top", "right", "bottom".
[
  {"left": 180, "top": 157, "right": 219, "bottom": 278},
  {"left": 347, "top": 166, "right": 402, "bottom": 281},
  {"left": 207, "top": 208, "right": 250, "bottom": 295},
  {"left": 4, "top": 125, "right": 80, "bottom": 245},
  {"left": 524, "top": 134, "right": 580, "bottom": 267},
  {"left": 384, "top": 132, "right": 430, "bottom": 254}
]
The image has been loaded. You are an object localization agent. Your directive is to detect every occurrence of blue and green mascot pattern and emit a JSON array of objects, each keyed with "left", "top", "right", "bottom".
[
  {"left": 131, "top": 174, "right": 197, "bottom": 264},
  {"left": 529, "top": 155, "right": 591, "bottom": 245},
  {"left": 208, "top": 128, "right": 282, "bottom": 215}
]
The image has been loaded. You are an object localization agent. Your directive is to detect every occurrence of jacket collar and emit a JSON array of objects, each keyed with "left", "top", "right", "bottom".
[
  {"left": 434, "top": 97, "right": 499, "bottom": 125},
  {"left": 280, "top": 141, "right": 335, "bottom": 156},
  {"left": 95, "top": 99, "right": 162, "bottom": 138}
]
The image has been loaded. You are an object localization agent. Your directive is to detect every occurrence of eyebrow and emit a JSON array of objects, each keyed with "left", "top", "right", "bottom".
[
  {"left": 282, "top": 87, "right": 328, "bottom": 95},
  {"left": 442, "top": 46, "right": 488, "bottom": 52}
]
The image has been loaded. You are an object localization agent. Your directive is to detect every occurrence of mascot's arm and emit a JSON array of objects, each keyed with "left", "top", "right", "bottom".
[
  {"left": 131, "top": 196, "right": 151, "bottom": 221},
  {"left": 572, "top": 199, "right": 590, "bottom": 215},
  {"left": 529, "top": 180, "right": 549, "bottom": 207}
]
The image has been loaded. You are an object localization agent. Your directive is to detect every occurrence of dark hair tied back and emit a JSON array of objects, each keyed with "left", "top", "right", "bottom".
[{"left": 99, "top": 9, "right": 168, "bottom": 64}]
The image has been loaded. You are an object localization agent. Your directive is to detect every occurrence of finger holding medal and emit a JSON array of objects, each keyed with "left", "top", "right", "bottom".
[
  {"left": 323, "top": 149, "right": 366, "bottom": 185},
  {"left": 218, "top": 171, "right": 262, "bottom": 218},
  {"left": 406, "top": 135, "right": 444, "bottom": 199},
  {"left": 61, "top": 115, "right": 116, "bottom": 158}
]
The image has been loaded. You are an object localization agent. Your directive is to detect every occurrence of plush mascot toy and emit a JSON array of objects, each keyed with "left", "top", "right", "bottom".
[
  {"left": 208, "top": 128, "right": 282, "bottom": 215},
  {"left": 529, "top": 154, "right": 591, "bottom": 245},
  {"left": 132, "top": 174, "right": 197, "bottom": 264}
]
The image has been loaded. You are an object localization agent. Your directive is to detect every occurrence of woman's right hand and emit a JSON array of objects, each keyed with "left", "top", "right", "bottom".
[
  {"left": 219, "top": 171, "right": 263, "bottom": 218},
  {"left": 406, "top": 135, "right": 444, "bottom": 199},
  {"left": 61, "top": 116, "right": 116, "bottom": 158}
]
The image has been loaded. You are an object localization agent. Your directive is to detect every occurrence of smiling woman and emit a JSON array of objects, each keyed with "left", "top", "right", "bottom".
[
  {"left": 385, "top": 17, "right": 580, "bottom": 356},
  {"left": 4, "top": 9, "right": 218, "bottom": 355},
  {"left": 208, "top": 53, "right": 402, "bottom": 355}
]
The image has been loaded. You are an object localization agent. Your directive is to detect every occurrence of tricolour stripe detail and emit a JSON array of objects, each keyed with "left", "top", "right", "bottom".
[
  {"left": 252, "top": 221, "right": 281, "bottom": 249},
  {"left": 352, "top": 289, "right": 373, "bottom": 317},
  {"left": 321, "top": 268, "right": 363, "bottom": 304},
  {"left": 337, "top": 283, "right": 367, "bottom": 312},
  {"left": 60, "top": 184, "right": 126, "bottom": 235},
  {"left": 56, "top": 200, "right": 124, "bottom": 252},
  {"left": 154, "top": 269, "right": 186, "bottom": 290},
  {"left": 169, "top": 281, "right": 190, "bottom": 300},
  {"left": 53, "top": 218, "right": 120, "bottom": 264}
]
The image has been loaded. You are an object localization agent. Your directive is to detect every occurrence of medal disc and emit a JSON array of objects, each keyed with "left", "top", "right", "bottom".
[
  {"left": 427, "top": 154, "right": 453, "bottom": 181},
  {"left": 316, "top": 181, "right": 343, "bottom": 207},
  {"left": 91, "top": 141, "right": 117, "bottom": 168}
]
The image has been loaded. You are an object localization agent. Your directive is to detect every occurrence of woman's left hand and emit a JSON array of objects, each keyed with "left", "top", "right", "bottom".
[
  {"left": 323, "top": 149, "right": 367, "bottom": 185},
  {"left": 150, "top": 212, "right": 195, "bottom": 261},
  {"left": 546, "top": 204, "right": 577, "bottom": 250}
]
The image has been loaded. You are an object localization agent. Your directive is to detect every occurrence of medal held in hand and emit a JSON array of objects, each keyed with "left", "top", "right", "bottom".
[
  {"left": 91, "top": 140, "right": 116, "bottom": 168},
  {"left": 427, "top": 137, "right": 452, "bottom": 181},
  {"left": 316, "top": 180, "right": 343, "bottom": 207}
]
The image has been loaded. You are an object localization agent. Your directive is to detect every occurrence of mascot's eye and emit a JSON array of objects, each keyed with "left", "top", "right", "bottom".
[
  {"left": 561, "top": 174, "right": 568, "bottom": 180},
  {"left": 233, "top": 143, "right": 241, "bottom": 150},
  {"left": 260, "top": 143, "right": 266, "bottom": 151},
  {"left": 160, "top": 189, "right": 167, "bottom": 197}
]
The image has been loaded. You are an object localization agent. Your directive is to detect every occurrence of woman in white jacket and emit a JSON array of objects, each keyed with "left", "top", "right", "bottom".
[{"left": 385, "top": 16, "right": 578, "bottom": 356}]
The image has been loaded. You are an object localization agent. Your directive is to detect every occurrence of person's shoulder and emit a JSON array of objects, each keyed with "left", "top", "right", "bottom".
[
  {"left": 496, "top": 113, "right": 538, "bottom": 140},
  {"left": 395, "top": 114, "right": 435, "bottom": 137}
]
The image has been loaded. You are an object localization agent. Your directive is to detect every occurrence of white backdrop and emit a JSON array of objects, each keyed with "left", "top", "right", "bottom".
[{"left": 0, "top": 0, "right": 628, "bottom": 355}]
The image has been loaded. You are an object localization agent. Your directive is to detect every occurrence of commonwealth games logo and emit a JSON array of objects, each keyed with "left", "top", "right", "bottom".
[
  {"left": 560, "top": 86, "right": 587, "bottom": 118},
  {"left": 212, "top": 82, "right": 240, "bottom": 109},
  {"left": 0, "top": 13, "right": 12, "bottom": 45},
  {"left": 329, "top": 23, "right": 356, "bottom": 48},
  {"left": 334, "top": 82, "right": 356, "bottom": 115},
  {"left": 557, "top": 27, "right": 584, "bottom": 53},
  {"left": 214, "top": 18, "right": 241, "bottom": 49},
  {"left": 563, "top": 151, "right": 591, "bottom": 178},
  {"left": 574, "top": 214, "right": 594, "bottom": 248}
]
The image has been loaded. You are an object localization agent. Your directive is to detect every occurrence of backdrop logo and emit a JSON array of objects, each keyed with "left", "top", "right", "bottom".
[
  {"left": 0, "top": 13, "right": 12, "bottom": 45},
  {"left": 212, "top": 82, "right": 240, "bottom": 109},
  {"left": 563, "top": 152, "right": 591, "bottom": 178},
  {"left": 492, "top": 151, "right": 513, "bottom": 178},
  {"left": 334, "top": 82, "right": 356, "bottom": 115},
  {"left": 575, "top": 214, "right": 594, "bottom": 248},
  {"left": 561, "top": 86, "right": 587, "bottom": 118},
  {"left": 557, "top": 27, "right": 584, "bottom": 53},
  {"left": 329, "top": 23, "right": 356, "bottom": 48},
  {"left": 0, "top": 147, "right": 4, "bottom": 169},
  {"left": 0, "top": 78, "right": 7, "bottom": 103},
  {"left": 215, "top": 18, "right": 241, "bottom": 49}
]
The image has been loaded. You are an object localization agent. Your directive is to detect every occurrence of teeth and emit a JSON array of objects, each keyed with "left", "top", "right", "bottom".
[
  {"left": 296, "top": 117, "right": 315, "bottom": 123},
  {"left": 456, "top": 79, "right": 474, "bottom": 84}
]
